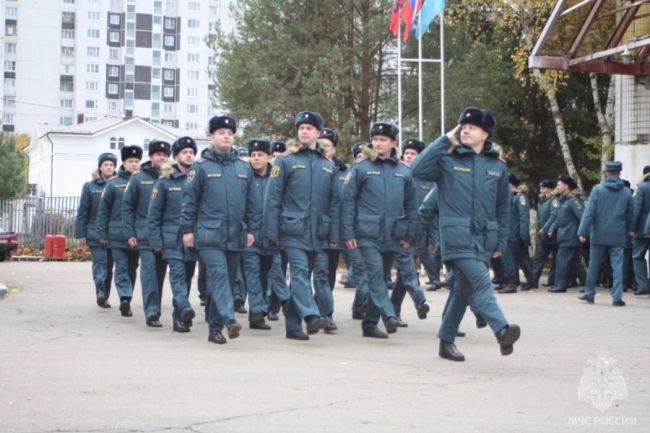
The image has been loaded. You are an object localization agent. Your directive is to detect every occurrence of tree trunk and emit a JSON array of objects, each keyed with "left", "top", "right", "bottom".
[
  {"left": 533, "top": 69, "right": 582, "bottom": 189},
  {"left": 590, "top": 74, "right": 615, "bottom": 172}
]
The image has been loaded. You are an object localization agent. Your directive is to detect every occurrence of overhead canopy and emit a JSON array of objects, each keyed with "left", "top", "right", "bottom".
[{"left": 529, "top": 0, "right": 650, "bottom": 75}]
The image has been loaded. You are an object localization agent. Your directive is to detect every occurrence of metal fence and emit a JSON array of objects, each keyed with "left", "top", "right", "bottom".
[{"left": 0, "top": 197, "right": 81, "bottom": 248}]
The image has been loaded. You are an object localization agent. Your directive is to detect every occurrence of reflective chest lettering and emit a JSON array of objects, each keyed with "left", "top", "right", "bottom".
[
  {"left": 453, "top": 166, "right": 471, "bottom": 173},
  {"left": 367, "top": 171, "right": 381, "bottom": 176},
  {"left": 292, "top": 164, "right": 306, "bottom": 170},
  {"left": 487, "top": 170, "right": 501, "bottom": 177},
  {"left": 321, "top": 167, "right": 333, "bottom": 174},
  {"left": 207, "top": 173, "right": 222, "bottom": 178},
  {"left": 236, "top": 173, "right": 248, "bottom": 179},
  {"left": 140, "top": 181, "right": 154, "bottom": 185},
  {"left": 168, "top": 187, "right": 182, "bottom": 192}
]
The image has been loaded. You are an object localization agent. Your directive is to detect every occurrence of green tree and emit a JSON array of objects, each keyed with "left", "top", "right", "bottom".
[
  {"left": 0, "top": 133, "right": 27, "bottom": 199},
  {"left": 207, "top": 0, "right": 392, "bottom": 158}
]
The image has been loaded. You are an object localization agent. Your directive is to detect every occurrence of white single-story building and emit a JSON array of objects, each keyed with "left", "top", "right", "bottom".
[{"left": 25, "top": 116, "right": 212, "bottom": 197}]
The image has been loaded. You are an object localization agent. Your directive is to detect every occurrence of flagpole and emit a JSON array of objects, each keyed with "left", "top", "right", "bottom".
[
  {"left": 440, "top": 12, "right": 445, "bottom": 135},
  {"left": 417, "top": 11, "right": 423, "bottom": 142},
  {"left": 397, "top": 20, "right": 403, "bottom": 146}
]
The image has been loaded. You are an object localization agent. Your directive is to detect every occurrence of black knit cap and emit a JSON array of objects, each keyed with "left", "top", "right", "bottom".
[
  {"left": 121, "top": 145, "right": 143, "bottom": 162},
  {"left": 172, "top": 136, "right": 197, "bottom": 157},
  {"left": 98, "top": 152, "right": 117, "bottom": 168},
  {"left": 148, "top": 139, "right": 171, "bottom": 156},
  {"left": 208, "top": 115, "right": 237, "bottom": 134},
  {"left": 319, "top": 128, "right": 339, "bottom": 146}
]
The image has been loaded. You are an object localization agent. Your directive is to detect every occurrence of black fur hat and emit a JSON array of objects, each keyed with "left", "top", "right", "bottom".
[
  {"left": 401, "top": 138, "right": 425, "bottom": 154},
  {"left": 172, "top": 136, "right": 197, "bottom": 157},
  {"left": 319, "top": 128, "right": 339, "bottom": 146},
  {"left": 370, "top": 122, "right": 399, "bottom": 140},
  {"left": 295, "top": 111, "right": 324, "bottom": 131},
  {"left": 458, "top": 107, "right": 496, "bottom": 137},
  {"left": 148, "top": 140, "right": 171, "bottom": 156},
  {"left": 208, "top": 115, "right": 237, "bottom": 134},
  {"left": 247, "top": 138, "right": 271, "bottom": 155},
  {"left": 121, "top": 145, "right": 143, "bottom": 162}
]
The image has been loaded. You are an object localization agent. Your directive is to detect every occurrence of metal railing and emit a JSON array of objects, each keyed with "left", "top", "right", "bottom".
[{"left": 0, "top": 197, "right": 81, "bottom": 248}]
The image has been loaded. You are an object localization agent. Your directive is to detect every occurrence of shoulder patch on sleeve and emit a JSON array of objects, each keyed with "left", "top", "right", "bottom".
[
  {"left": 187, "top": 169, "right": 196, "bottom": 183},
  {"left": 270, "top": 165, "right": 281, "bottom": 178},
  {"left": 151, "top": 187, "right": 159, "bottom": 200}
]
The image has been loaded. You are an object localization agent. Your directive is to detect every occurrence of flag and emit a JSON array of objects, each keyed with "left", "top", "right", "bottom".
[
  {"left": 389, "top": 0, "right": 423, "bottom": 43},
  {"left": 415, "top": 0, "right": 445, "bottom": 39}
]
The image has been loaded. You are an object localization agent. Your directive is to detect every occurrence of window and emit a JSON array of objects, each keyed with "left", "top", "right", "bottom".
[
  {"left": 62, "top": 29, "right": 75, "bottom": 39},
  {"left": 187, "top": 87, "right": 199, "bottom": 97},
  {"left": 153, "top": 33, "right": 161, "bottom": 48},
  {"left": 87, "top": 64, "right": 99, "bottom": 73},
  {"left": 188, "top": 19, "right": 199, "bottom": 28},
  {"left": 163, "top": 35, "right": 175, "bottom": 47},
  {"left": 124, "top": 91, "right": 134, "bottom": 108},
  {"left": 163, "top": 103, "right": 173, "bottom": 113},
  {"left": 108, "top": 101, "right": 118, "bottom": 112},
  {"left": 109, "top": 30, "right": 120, "bottom": 43},
  {"left": 88, "top": 11, "right": 100, "bottom": 20},
  {"left": 163, "top": 86, "right": 174, "bottom": 98},
  {"left": 187, "top": 53, "right": 199, "bottom": 62},
  {"left": 60, "top": 78, "right": 73, "bottom": 92},
  {"left": 61, "top": 47, "right": 74, "bottom": 57},
  {"left": 188, "top": 2, "right": 200, "bottom": 11},
  {"left": 63, "top": 0, "right": 75, "bottom": 3},
  {"left": 4, "top": 78, "right": 15, "bottom": 88},
  {"left": 86, "top": 100, "right": 97, "bottom": 109},
  {"left": 154, "top": 1, "right": 162, "bottom": 14},
  {"left": 164, "top": 52, "right": 175, "bottom": 62},
  {"left": 164, "top": 18, "right": 175, "bottom": 30},
  {"left": 109, "top": 48, "right": 120, "bottom": 60},
  {"left": 107, "top": 83, "right": 119, "bottom": 95},
  {"left": 109, "top": 13, "right": 121, "bottom": 25},
  {"left": 85, "top": 116, "right": 98, "bottom": 122},
  {"left": 151, "top": 102, "right": 160, "bottom": 118},
  {"left": 186, "top": 104, "right": 198, "bottom": 113},
  {"left": 60, "top": 99, "right": 72, "bottom": 108},
  {"left": 60, "top": 116, "right": 73, "bottom": 126},
  {"left": 4, "top": 61, "right": 15, "bottom": 72},
  {"left": 6, "top": 23, "right": 16, "bottom": 36},
  {"left": 162, "top": 120, "right": 175, "bottom": 127},
  {"left": 163, "top": 69, "right": 175, "bottom": 80},
  {"left": 153, "top": 51, "right": 161, "bottom": 66},
  {"left": 87, "top": 47, "right": 100, "bottom": 57},
  {"left": 4, "top": 43, "right": 16, "bottom": 54},
  {"left": 3, "top": 96, "right": 15, "bottom": 107},
  {"left": 152, "top": 68, "right": 161, "bottom": 79},
  {"left": 88, "top": 29, "right": 100, "bottom": 38},
  {"left": 3, "top": 113, "right": 14, "bottom": 124},
  {"left": 152, "top": 85, "right": 161, "bottom": 100},
  {"left": 6, "top": 7, "right": 17, "bottom": 18},
  {"left": 187, "top": 36, "right": 199, "bottom": 45},
  {"left": 61, "top": 64, "right": 74, "bottom": 74},
  {"left": 166, "top": 1, "right": 176, "bottom": 14},
  {"left": 187, "top": 70, "right": 199, "bottom": 80},
  {"left": 86, "top": 81, "right": 98, "bottom": 91},
  {"left": 62, "top": 12, "right": 75, "bottom": 25},
  {"left": 186, "top": 122, "right": 198, "bottom": 130},
  {"left": 108, "top": 65, "right": 120, "bottom": 77},
  {"left": 110, "top": 137, "right": 116, "bottom": 149},
  {"left": 118, "top": 137, "right": 125, "bottom": 149}
]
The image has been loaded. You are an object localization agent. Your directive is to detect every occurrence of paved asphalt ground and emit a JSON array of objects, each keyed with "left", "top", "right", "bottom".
[{"left": 0, "top": 261, "right": 649, "bottom": 433}]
